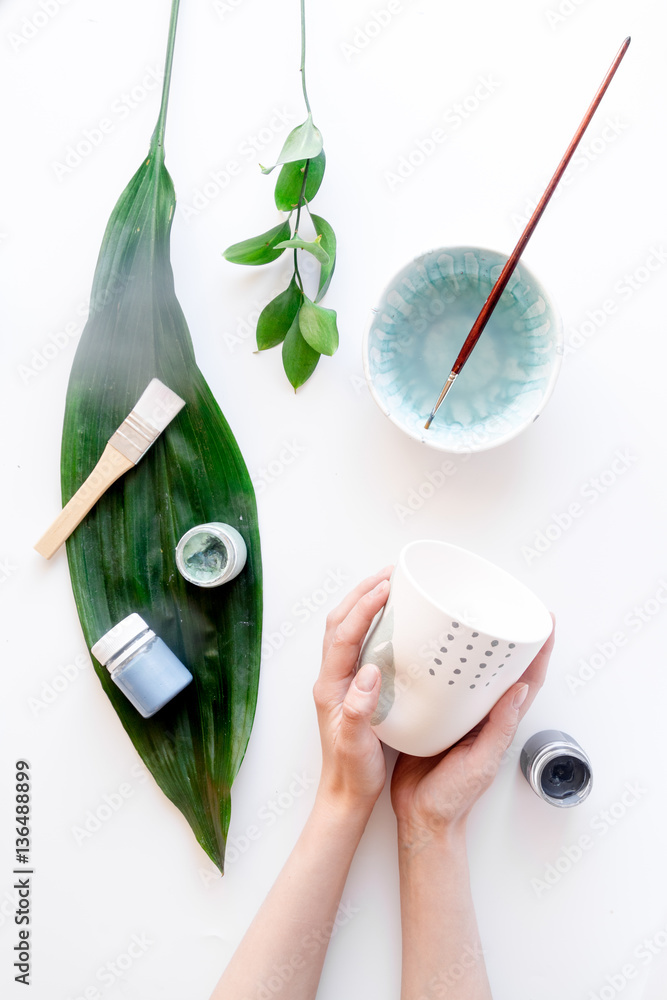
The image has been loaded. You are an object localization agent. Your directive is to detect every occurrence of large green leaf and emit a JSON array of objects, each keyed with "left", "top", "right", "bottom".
[{"left": 60, "top": 1, "right": 261, "bottom": 874}]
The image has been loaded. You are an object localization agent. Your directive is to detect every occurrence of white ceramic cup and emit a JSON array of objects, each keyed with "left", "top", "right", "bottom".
[{"left": 359, "top": 540, "right": 553, "bottom": 756}]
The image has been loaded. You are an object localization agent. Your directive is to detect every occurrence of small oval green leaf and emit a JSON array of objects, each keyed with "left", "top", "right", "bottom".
[
  {"left": 310, "top": 213, "right": 337, "bottom": 302},
  {"left": 274, "top": 150, "right": 326, "bottom": 211},
  {"left": 260, "top": 115, "right": 323, "bottom": 174},
  {"left": 223, "top": 221, "right": 291, "bottom": 265},
  {"left": 282, "top": 309, "right": 320, "bottom": 389},
  {"left": 256, "top": 278, "right": 303, "bottom": 351},
  {"left": 274, "top": 236, "right": 330, "bottom": 265},
  {"left": 299, "top": 297, "right": 339, "bottom": 356}
]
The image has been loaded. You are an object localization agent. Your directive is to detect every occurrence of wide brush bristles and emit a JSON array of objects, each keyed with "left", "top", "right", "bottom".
[
  {"left": 109, "top": 378, "right": 186, "bottom": 465},
  {"left": 134, "top": 378, "right": 186, "bottom": 433}
]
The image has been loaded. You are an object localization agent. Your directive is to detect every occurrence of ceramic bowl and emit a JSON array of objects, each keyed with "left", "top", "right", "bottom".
[
  {"left": 359, "top": 539, "right": 553, "bottom": 757},
  {"left": 363, "top": 246, "right": 563, "bottom": 453}
]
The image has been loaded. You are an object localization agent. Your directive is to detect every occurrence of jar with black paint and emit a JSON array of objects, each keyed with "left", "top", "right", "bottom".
[{"left": 520, "top": 730, "right": 592, "bottom": 807}]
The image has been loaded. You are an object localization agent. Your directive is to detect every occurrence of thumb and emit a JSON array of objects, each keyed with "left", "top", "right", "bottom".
[
  {"left": 467, "top": 682, "right": 528, "bottom": 774},
  {"left": 339, "top": 664, "right": 381, "bottom": 746}
]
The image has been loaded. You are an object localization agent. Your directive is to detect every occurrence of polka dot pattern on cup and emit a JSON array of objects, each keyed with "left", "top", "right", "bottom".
[{"left": 427, "top": 630, "right": 516, "bottom": 687}]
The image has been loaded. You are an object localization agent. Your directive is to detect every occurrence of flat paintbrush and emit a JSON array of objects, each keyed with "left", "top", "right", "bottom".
[
  {"left": 35, "top": 378, "right": 185, "bottom": 559},
  {"left": 424, "top": 36, "right": 631, "bottom": 430}
]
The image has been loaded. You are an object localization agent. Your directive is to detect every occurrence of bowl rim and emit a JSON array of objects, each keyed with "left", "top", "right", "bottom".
[{"left": 362, "top": 245, "right": 564, "bottom": 454}]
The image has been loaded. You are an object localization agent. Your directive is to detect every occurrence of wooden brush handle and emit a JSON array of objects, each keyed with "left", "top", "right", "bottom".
[{"left": 34, "top": 443, "right": 135, "bottom": 559}]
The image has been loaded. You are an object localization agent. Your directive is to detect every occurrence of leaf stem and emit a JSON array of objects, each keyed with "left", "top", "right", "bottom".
[
  {"left": 292, "top": 161, "right": 310, "bottom": 292},
  {"left": 294, "top": 1, "right": 313, "bottom": 293},
  {"left": 293, "top": 253, "right": 303, "bottom": 292},
  {"left": 299, "top": 0, "right": 311, "bottom": 116},
  {"left": 152, "top": 0, "right": 182, "bottom": 152},
  {"left": 292, "top": 160, "right": 310, "bottom": 238}
]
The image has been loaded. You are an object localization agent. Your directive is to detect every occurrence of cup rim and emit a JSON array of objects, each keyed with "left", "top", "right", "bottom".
[
  {"left": 396, "top": 538, "right": 553, "bottom": 645},
  {"left": 362, "top": 245, "right": 564, "bottom": 454}
]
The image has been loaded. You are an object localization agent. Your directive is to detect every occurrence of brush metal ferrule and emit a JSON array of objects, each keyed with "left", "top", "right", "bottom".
[
  {"left": 425, "top": 371, "right": 458, "bottom": 429},
  {"left": 109, "top": 410, "right": 158, "bottom": 464},
  {"left": 438, "top": 370, "right": 458, "bottom": 402}
]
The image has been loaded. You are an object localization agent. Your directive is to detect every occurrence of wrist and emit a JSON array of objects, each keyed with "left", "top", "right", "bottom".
[
  {"left": 314, "top": 782, "right": 377, "bottom": 831},
  {"left": 396, "top": 814, "right": 467, "bottom": 861}
]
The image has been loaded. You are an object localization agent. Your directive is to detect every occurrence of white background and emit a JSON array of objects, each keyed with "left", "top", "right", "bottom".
[{"left": 1, "top": 0, "right": 666, "bottom": 997}]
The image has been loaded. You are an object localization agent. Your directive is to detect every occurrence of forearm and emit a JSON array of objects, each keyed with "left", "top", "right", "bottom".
[
  {"left": 397, "top": 820, "right": 491, "bottom": 1000},
  {"left": 210, "top": 793, "right": 371, "bottom": 1000}
]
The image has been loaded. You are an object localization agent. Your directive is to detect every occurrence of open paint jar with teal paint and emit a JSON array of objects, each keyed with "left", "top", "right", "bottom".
[
  {"left": 363, "top": 246, "right": 563, "bottom": 453},
  {"left": 175, "top": 522, "right": 247, "bottom": 588}
]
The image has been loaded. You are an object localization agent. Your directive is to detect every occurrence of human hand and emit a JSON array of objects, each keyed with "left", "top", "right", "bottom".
[
  {"left": 391, "top": 619, "right": 556, "bottom": 841},
  {"left": 313, "top": 567, "right": 393, "bottom": 816}
]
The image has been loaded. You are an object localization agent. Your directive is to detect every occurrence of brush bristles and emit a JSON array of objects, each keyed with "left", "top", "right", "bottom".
[
  {"left": 109, "top": 378, "right": 186, "bottom": 464},
  {"left": 133, "top": 378, "right": 186, "bottom": 432}
]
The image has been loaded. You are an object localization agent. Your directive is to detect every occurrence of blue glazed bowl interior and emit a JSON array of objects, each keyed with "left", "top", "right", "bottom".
[{"left": 363, "top": 247, "right": 562, "bottom": 452}]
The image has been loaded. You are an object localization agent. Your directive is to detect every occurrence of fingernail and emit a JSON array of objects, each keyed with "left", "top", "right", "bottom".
[
  {"left": 372, "top": 579, "right": 389, "bottom": 594},
  {"left": 513, "top": 684, "right": 529, "bottom": 710},
  {"left": 356, "top": 664, "right": 380, "bottom": 692}
]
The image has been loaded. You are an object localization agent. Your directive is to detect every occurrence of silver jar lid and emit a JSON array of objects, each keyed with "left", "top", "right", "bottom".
[{"left": 175, "top": 522, "right": 247, "bottom": 588}]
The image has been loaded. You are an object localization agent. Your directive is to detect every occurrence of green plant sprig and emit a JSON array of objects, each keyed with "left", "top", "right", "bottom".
[{"left": 223, "top": 0, "right": 338, "bottom": 390}]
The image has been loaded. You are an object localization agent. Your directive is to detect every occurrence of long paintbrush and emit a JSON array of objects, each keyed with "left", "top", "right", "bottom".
[
  {"left": 35, "top": 378, "right": 185, "bottom": 559},
  {"left": 425, "top": 36, "right": 631, "bottom": 430}
]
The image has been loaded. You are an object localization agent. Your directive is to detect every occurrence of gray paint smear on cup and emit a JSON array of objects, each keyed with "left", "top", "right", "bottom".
[{"left": 363, "top": 605, "right": 396, "bottom": 725}]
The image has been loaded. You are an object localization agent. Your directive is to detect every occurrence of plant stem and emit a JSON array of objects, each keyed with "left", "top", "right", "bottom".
[
  {"left": 153, "top": 0, "right": 182, "bottom": 151},
  {"left": 292, "top": 158, "right": 311, "bottom": 292},
  {"left": 293, "top": 0, "right": 316, "bottom": 294},
  {"left": 295, "top": 0, "right": 312, "bottom": 291},
  {"left": 299, "top": 0, "right": 311, "bottom": 116},
  {"left": 294, "top": 253, "right": 303, "bottom": 292},
  {"left": 293, "top": 161, "right": 310, "bottom": 238}
]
